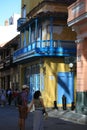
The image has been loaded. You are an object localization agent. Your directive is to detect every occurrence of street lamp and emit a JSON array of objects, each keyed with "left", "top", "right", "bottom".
[{"left": 69, "top": 63, "right": 74, "bottom": 72}]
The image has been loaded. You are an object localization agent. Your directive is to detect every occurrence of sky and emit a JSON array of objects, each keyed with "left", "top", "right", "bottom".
[{"left": 0, "top": 0, "right": 21, "bottom": 26}]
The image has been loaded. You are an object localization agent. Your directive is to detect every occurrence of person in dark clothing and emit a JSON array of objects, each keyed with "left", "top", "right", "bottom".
[
  {"left": 7, "top": 88, "right": 12, "bottom": 105},
  {"left": 18, "top": 85, "right": 29, "bottom": 130}
]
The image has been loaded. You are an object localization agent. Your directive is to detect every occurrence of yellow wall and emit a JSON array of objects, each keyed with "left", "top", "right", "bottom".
[
  {"left": 22, "top": 0, "right": 43, "bottom": 15},
  {"left": 42, "top": 57, "right": 76, "bottom": 107},
  {"left": 53, "top": 26, "right": 76, "bottom": 41},
  {"left": 41, "top": 57, "right": 69, "bottom": 107}
]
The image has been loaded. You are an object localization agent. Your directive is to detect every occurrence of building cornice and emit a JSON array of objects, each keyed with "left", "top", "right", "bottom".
[
  {"left": 27, "top": 1, "right": 68, "bottom": 19},
  {"left": 68, "top": 12, "right": 87, "bottom": 27}
]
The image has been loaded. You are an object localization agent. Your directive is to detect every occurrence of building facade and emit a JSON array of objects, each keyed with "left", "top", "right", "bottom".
[
  {"left": 68, "top": 0, "right": 87, "bottom": 114},
  {"left": 0, "top": 35, "right": 20, "bottom": 90},
  {"left": 0, "top": 14, "right": 20, "bottom": 90},
  {"left": 13, "top": 0, "right": 76, "bottom": 108}
]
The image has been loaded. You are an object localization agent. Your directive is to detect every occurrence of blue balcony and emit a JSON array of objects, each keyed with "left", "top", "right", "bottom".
[{"left": 13, "top": 40, "right": 76, "bottom": 63}]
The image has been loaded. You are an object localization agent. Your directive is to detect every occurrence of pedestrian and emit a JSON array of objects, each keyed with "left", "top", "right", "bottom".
[
  {"left": 17, "top": 85, "right": 29, "bottom": 130},
  {"left": 28, "top": 90, "right": 48, "bottom": 130},
  {"left": 7, "top": 88, "right": 12, "bottom": 105},
  {"left": 13, "top": 88, "right": 19, "bottom": 107},
  {"left": 0, "top": 89, "right": 6, "bottom": 107}
]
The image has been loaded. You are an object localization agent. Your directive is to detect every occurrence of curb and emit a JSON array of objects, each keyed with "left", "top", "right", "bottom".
[{"left": 47, "top": 109, "right": 87, "bottom": 125}]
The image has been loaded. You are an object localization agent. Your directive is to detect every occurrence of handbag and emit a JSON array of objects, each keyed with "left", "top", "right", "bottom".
[
  {"left": 43, "top": 112, "right": 48, "bottom": 119},
  {"left": 42, "top": 108, "right": 46, "bottom": 114}
]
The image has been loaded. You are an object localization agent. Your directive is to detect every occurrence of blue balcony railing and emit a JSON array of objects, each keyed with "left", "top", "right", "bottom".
[{"left": 13, "top": 40, "right": 76, "bottom": 62}]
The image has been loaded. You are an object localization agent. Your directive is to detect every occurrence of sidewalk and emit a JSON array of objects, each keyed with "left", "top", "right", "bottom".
[{"left": 47, "top": 109, "right": 87, "bottom": 125}]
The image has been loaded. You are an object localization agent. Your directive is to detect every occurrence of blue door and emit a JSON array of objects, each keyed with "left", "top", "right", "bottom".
[
  {"left": 28, "top": 74, "right": 40, "bottom": 102},
  {"left": 57, "top": 72, "right": 74, "bottom": 105}
]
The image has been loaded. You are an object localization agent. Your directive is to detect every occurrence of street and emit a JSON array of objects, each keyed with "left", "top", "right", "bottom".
[{"left": 0, "top": 105, "right": 87, "bottom": 130}]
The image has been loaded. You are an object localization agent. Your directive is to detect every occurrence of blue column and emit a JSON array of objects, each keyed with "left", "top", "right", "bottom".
[
  {"left": 24, "top": 29, "right": 26, "bottom": 47},
  {"left": 29, "top": 25, "right": 31, "bottom": 44},
  {"left": 35, "top": 19, "right": 38, "bottom": 40},
  {"left": 50, "top": 17, "right": 53, "bottom": 54}
]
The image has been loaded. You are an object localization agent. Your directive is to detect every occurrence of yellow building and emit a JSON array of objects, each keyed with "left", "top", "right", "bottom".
[{"left": 13, "top": 0, "right": 76, "bottom": 108}]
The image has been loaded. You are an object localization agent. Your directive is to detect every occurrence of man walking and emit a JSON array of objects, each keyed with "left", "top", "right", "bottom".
[{"left": 17, "top": 85, "right": 29, "bottom": 130}]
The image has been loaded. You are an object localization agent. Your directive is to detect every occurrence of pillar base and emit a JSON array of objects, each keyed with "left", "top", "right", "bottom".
[{"left": 76, "top": 91, "right": 87, "bottom": 115}]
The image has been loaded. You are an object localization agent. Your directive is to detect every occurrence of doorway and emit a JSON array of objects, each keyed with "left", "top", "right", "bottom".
[{"left": 57, "top": 72, "right": 74, "bottom": 105}]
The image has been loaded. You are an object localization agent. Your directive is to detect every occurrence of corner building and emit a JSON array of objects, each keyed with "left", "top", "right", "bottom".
[
  {"left": 13, "top": 0, "right": 76, "bottom": 108},
  {"left": 68, "top": 0, "right": 87, "bottom": 114}
]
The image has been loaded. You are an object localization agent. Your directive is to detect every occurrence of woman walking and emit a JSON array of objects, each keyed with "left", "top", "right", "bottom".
[{"left": 28, "top": 90, "right": 48, "bottom": 130}]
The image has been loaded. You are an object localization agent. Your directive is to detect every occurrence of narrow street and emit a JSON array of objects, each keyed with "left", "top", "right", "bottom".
[{"left": 0, "top": 105, "right": 87, "bottom": 130}]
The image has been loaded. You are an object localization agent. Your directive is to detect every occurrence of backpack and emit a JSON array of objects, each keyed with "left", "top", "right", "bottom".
[
  {"left": 17, "top": 91, "right": 28, "bottom": 106},
  {"left": 17, "top": 92, "right": 23, "bottom": 106}
]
